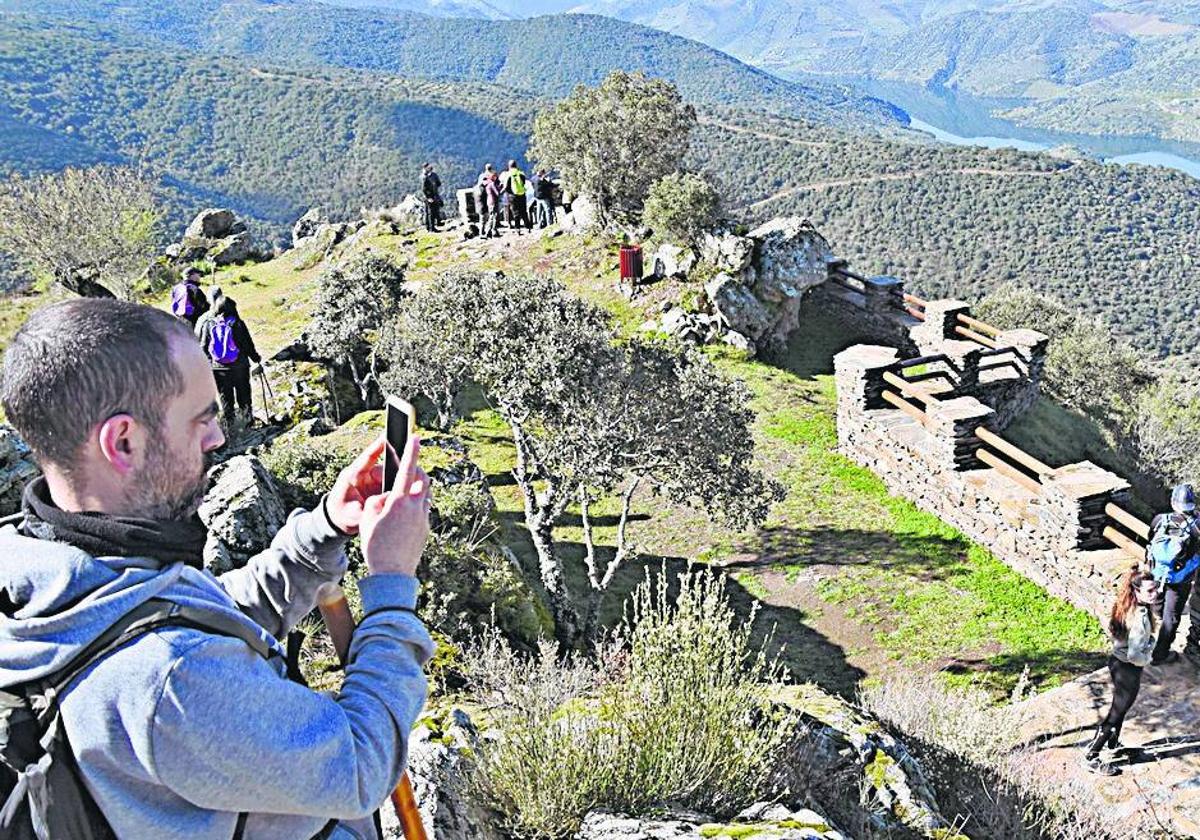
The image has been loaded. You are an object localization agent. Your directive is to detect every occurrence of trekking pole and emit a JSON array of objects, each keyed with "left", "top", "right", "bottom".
[
  {"left": 257, "top": 365, "right": 275, "bottom": 418},
  {"left": 316, "top": 583, "right": 429, "bottom": 840}
]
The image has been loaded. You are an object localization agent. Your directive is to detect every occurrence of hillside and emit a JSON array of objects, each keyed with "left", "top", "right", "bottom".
[
  {"left": 4, "top": 1, "right": 902, "bottom": 127},
  {"left": 5, "top": 15, "right": 1200, "bottom": 362},
  {"left": 688, "top": 108, "right": 1200, "bottom": 361},
  {"left": 0, "top": 18, "right": 537, "bottom": 234}
]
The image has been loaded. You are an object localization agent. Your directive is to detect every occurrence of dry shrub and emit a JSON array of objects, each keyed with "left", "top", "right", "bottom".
[{"left": 462, "top": 567, "right": 795, "bottom": 839}]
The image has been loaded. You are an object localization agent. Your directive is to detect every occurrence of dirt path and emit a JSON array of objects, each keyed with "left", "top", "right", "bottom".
[
  {"left": 699, "top": 117, "right": 831, "bottom": 148},
  {"left": 1016, "top": 645, "right": 1200, "bottom": 837},
  {"left": 742, "top": 165, "right": 1070, "bottom": 213}
]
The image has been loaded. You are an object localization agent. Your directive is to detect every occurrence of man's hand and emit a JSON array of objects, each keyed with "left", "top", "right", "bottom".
[
  {"left": 360, "top": 436, "right": 431, "bottom": 577},
  {"left": 326, "top": 436, "right": 389, "bottom": 536}
]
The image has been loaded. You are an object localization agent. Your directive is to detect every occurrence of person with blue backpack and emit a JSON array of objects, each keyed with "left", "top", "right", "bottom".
[
  {"left": 170, "top": 267, "right": 210, "bottom": 328},
  {"left": 197, "top": 296, "right": 262, "bottom": 424},
  {"left": 1145, "top": 483, "right": 1200, "bottom": 665}
]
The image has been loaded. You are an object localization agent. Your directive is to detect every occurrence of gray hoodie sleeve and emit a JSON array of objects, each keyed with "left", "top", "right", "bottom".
[
  {"left": 150, "top": 574, "right": 433, "bottom": 822},
  {"left": 217, "top": 498, "right": 349, "bottom": 639}
]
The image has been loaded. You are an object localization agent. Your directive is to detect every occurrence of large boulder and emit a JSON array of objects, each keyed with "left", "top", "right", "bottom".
[
  {"left": 209, "top": 230, "right": 256, "bottom": 266},
  {"left": 777, "top": 684, "right": 951, "bottom": 838},
  {"left": 185, "top": 208, "right": 237, "bottom": 241},
  {"left": 705, "top": 273, "right": 773, "bottom": 344},
  {"left": 699, "top": 229, "right": 755, "bottom": 274},
  {"left": 749, "top": 217, "right": 833, "bottom": 304},
  {"left": 0, "top": 425, "right": 38, "bottom": 517},
  {"left": 652, "top": 243, "right": 698, "bottom": 279},
  {"left": 392, "top": 194, "right": 426, "bottom": 228},
  {"left": 379, "top": 709, "right": 504, "bottom": 840},
  {"left": 292, "top": 207, "right": 325, "bottom": 247},
  {"left": 199, "top": 455, "right": 289, "bottom": 574}
]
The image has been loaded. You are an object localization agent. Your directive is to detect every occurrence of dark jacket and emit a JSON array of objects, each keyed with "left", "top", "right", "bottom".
[
  {"left": 198, "top": 299, "right": 261, "bottom": 370},
  {"left": 422, "top": 172, "right": 441, "bottom": 201},
  {"left": 535, "top": 177, "right": 555, "bottom": 201}
]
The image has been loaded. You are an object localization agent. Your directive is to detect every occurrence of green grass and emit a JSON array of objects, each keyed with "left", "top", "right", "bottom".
[{"left": 4, "top": 226, "right": 1110, "bottom": 699}]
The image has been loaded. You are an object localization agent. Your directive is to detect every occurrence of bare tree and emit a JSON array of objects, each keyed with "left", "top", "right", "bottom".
[{"left": 0, "top": 166, "right": 163, "bottom": 299}]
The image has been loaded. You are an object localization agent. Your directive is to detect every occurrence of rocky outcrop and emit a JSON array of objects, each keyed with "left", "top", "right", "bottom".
[
  {"left": 168, "top": 208, "right": 260, "bottom": 267},
  {"left": 777, "top": 684, "right": 952, "bottom": 839},
  {"left": 380, "top": 708, "right": 505, "bottom": 840},
  {"left": 651, "top": 243, "right": 698, "bottom": 279},
  {"left": 0, "top": 425, "right": 38, "bottom": 517},
  {"left": 292, "top": 208, "right": 325, "bottom": 247},
  {"left": 199, "top": 455, "right": 289, "bottom": 574},
  {"left": 644, "top": 218, "right": 833, "bottom": 358},
  {"left": 577, "top": 804, "right": 848, "bottom": 839}
]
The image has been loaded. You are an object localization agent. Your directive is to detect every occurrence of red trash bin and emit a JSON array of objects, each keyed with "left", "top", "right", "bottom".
[{"left": 619, "top": 244, "right": 643, "bottom": 284}]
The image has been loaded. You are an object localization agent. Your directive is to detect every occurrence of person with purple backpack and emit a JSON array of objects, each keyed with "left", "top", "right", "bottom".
[
  {"left": 197, "top": 296, "right": 262, "bottom": 424},
  {"left": 170, "top": 267, "right": 210, "bottom": 328}
]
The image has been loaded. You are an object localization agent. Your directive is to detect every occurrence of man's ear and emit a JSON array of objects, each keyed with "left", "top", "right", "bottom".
[{"left": 96, "top": 414, "right": 144, "bottom": 476}]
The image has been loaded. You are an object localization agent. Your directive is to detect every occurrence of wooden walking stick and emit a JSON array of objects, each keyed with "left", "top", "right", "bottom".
[{"left": 316, "top": 582, "right": 429, "bottom": 840}]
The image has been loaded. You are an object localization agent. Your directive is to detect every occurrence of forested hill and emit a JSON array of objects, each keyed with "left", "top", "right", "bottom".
[
  {"left": 3, "top": 1, "right": 903, "bottom": 127},
  {"left": 0, "top": 18, "right": 537, "bottom": 229}
]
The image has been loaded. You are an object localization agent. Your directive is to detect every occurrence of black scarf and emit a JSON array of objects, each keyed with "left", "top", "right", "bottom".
[{"left": 20, "top": 477, "right": 208, "bottom": 569}]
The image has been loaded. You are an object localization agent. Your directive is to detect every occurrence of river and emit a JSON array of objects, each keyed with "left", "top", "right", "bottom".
[{"left": 846, "top": 79, "right": 1200, "bottom": 180}]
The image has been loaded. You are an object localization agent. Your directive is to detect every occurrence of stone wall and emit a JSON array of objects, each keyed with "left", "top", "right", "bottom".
[
  {"left": 812, "top": 266, "right": 1048, "bottom": 432},
  {"left": 834, "top": 344, "right": 1133, "bottom": 622}
]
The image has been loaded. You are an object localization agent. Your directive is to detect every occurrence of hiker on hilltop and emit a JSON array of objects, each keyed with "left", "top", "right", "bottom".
[
  {"left": 500, "top": 159, "right": 531, "bottom": 234},
  {"left": 1084, "top": 565, "right": 1159, "bottom": 775},
  {"left": 476, "top": 164, "right": 501, "bottom": 239},
  {"left": 534, "top": 168, "right": 556, "bottom": 228},
  {"left": 421, "top": 163, "right": 442, "bottom": 233},
  {"left": 0, "top": 298, "right": 433, "bottom": 839},
  {"left": 1145, "top": 484, "right": 1200, "bottom": 665},
  {"left": 197, "top": 296, "right": 263, "bottom": 425},
  {"left": 170, "top": 266, "right": 210, "bottom": 328}
]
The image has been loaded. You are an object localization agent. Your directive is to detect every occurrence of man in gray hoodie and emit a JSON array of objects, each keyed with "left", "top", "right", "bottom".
[{"left": 0, "top": 299, "right": 434, "bottom": 839}]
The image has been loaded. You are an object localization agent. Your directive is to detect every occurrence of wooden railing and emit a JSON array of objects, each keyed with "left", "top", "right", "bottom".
[
  {"left": 874, "top": 360, "right": 1153, "bottom": 559},
  {"left": 903, "top": 292, "right": 927, "bottom": 322},
  {"left": 955, "top": 312, "right": 1002, "bottom": 349},
  {"left": 1102, "top": 502, "right": 1152, "bottom": 560}
]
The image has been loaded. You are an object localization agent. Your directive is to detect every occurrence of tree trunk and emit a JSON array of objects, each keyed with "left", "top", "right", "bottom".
[{"left": 510, "top": 421, "right": 581, "bottom": 643}]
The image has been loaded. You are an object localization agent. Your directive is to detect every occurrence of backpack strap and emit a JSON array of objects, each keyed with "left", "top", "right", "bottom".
[{"left": 31, "top": 599, "right": 280, "bottom": 722}]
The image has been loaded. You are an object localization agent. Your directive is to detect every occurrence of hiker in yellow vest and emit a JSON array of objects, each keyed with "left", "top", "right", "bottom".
[{"left": 500, "top": 160, "right": 532, "bottom": 234}]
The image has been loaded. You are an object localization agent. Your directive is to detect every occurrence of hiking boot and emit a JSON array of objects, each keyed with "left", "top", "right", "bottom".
[
  {"left": 1084, "top": 754, "right": 1120, "bottom": 776},
  {"left": 1152, "top": 651, "right": 1182, "bottom": 665}
]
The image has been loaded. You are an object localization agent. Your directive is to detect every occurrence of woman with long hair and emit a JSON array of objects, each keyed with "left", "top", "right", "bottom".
[{"left": 1085, "top": 565, "right": 1159, "bottom": 775}]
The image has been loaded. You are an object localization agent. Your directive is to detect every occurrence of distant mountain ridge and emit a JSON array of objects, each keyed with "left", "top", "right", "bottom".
[{"left": 4, "top": 0, "right": 904, "bottom": 127}]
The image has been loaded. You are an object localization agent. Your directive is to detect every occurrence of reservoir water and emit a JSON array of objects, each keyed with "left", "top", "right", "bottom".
[
  {"left": 843, "top": 79, "right": 1200, "bottom": 181},
  {"left": 907, "top": 117, "right": 1200, "bottom": 180}
]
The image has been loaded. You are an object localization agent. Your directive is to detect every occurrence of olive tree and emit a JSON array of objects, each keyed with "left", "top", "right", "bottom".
[
  {"left": 530, "top": 71, "right": 697, "bottom": 228},
  {"left": 642, "top": 171, "right": 720, "bottom": 243},
  {"left": 0, "top": 166, "right": 163, "bottom": 299},
  {"left": 380, "top": 270, "right": 782, "bottom": 642},
  {"left": 307, "top": 251, "right": 407, "bottom": 406},
  {"left": 976, "top": 284, "right": 1151, "bottom": 430}
]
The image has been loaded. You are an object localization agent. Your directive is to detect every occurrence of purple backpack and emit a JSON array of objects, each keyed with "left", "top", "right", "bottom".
[
  {"left": 208, "top": 316, "right": 240, "bottom": 365},
  {"left": 171, "top": 282, "right": 195, "bottom": 318}
]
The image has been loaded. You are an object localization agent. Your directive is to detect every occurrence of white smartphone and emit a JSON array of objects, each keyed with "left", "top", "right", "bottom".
[{"left": 384, "top": 395, "right": 416, "bottom": 492}]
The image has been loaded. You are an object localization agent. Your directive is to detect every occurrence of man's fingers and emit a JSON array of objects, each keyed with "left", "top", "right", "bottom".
[
  {"left": 350, "top": 436, "right": 388, "bottom": 474},
  {"left": 393, "top": 436, "right": 421, "bottom": 498}
]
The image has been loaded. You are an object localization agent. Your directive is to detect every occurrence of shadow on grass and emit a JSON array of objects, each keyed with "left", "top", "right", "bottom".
[
  {"left": 729, "top": 524, "right": 969, "bottom": 582},
  {"left": 493, "top": 507, "right": 867, "bottom": 699}
]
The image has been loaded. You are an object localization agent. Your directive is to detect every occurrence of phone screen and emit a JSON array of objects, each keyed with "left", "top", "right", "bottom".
[{"left": 384, "top": 397, "right": 414, "bottom": 492}]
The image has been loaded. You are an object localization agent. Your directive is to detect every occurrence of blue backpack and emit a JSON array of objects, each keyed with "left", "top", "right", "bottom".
[
  {"left": 208, "top": 316, "right": 241, "bottom": 365},
  {"left": 1148, "top": 513, "right": 1200, "bottom": 584},
  {"left": 170, "top": 282, "right": 195, "bottom": 318}
]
